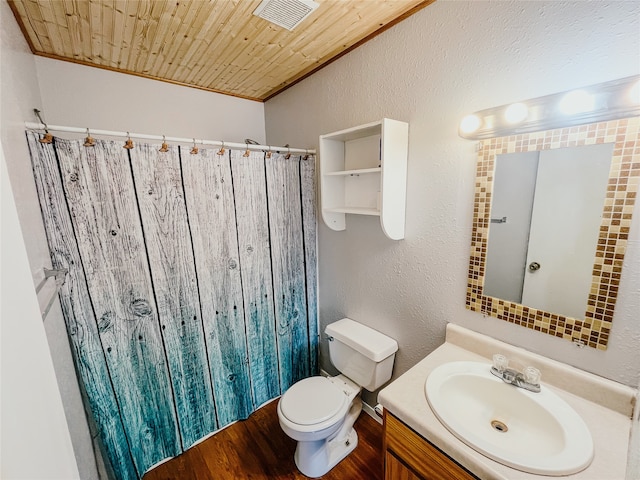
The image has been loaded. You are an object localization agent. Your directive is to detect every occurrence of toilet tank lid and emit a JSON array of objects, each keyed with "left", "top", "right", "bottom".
[{"left": 325, "top": 318, "right": 398, "bottom": 362}]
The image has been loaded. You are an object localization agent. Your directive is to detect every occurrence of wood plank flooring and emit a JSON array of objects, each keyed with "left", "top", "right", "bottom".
[{"left": 143, "top": 399, "right": 384, "bottom": 479}]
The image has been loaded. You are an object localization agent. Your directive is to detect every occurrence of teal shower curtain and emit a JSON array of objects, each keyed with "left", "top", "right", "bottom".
[{"left": 27, "top": 132, "right": 318, "bottom": 479}]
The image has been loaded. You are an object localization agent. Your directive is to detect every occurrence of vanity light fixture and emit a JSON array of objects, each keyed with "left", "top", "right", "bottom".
[
  {"left": 504, "top": 102, "right": 528, "bottom": 124},
  {"left": 458, "top": 75, "right": 640, "bottom": 140},
  {"left": 460, "top": 114, "right": 482, "bottom": 134},
  {"left": 558, "top": 90, "right": 595, "bottom": 115}
]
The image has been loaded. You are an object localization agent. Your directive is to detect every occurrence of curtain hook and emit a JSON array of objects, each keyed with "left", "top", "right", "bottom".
[
  {"left": 124, "top": 132, "right": 134, "bottom": 149},
  {"left": 265, "top": 146, "right": 272, "bottom": 159},
  {"left": 83, "top": 128, "right": 95, "bottom": 147},
  {"left": 159, "top": 135, "right": 169, "bottom": 153},
  {"left": 217, "top": 141, "right": 225, "bottom": 156},
  {"left": 34, "top": 108, "right": 53, "bottom": 144},
  {"left": 190, "top": 138, "right": 199, "bottom": 155},
  {"left": 243, "top": 143, "right": 250, "bottom": 157},
  {"left": 285, "top": 147, "right": 291, "bottom": 160}
]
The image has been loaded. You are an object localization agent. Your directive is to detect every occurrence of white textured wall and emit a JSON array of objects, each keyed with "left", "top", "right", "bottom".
[
  {"left": 35, "top": 56, "right": 266, "bottom": 144},
  {"left": 1, "top": 0, "right": 47, "bottom": 276},
  {"left": 264, "top": 0, "right": 640, "bottom": 405}
]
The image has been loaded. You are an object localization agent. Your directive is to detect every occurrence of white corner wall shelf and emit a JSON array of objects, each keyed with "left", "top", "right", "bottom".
[{"left": 319, "top": 118, "right": 408, "bottom": 240}]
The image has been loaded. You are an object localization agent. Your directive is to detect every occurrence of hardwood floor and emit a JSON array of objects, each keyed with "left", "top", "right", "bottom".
[{"left": 143, "top": 398, "right": 384, "bottom": 479}]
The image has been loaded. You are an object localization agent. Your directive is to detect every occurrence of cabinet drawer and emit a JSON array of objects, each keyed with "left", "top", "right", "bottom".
[{"left": 385, "top": 412, "right": 477, "bottom": 480}]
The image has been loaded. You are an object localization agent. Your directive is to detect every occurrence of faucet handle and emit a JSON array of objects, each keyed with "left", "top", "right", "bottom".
[
  {"left": 524, "top": 366, "right": 541, "bottom": 385},
  {"left": 492, "top": 354, "right": 509, "bottom": 373}
]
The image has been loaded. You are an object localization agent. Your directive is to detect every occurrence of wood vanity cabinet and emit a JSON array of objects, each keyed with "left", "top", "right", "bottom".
[{"left": 384, "top": 412, "right": 478, "bottom": 480}]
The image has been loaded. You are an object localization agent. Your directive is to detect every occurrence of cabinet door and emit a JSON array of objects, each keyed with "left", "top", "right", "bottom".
[
  {"left": 385, "top": 451, "right": 423, "bottom": 480},
  {"left": 385, "top": 413, "right": 477, "bottom": 480}
]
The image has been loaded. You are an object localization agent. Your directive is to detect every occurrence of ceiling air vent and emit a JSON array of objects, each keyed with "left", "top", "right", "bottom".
[{"left": 253, "top": 0, "right": 320, "bottom": 31}]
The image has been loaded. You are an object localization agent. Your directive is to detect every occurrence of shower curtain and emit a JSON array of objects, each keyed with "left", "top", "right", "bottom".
[{"left": 27, "top": 132, "right": 318, "bottom": 479}]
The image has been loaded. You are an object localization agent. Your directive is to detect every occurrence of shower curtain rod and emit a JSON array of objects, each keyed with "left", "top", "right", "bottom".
[{"left": 24, "top": 122, "right": 316, "bottom": 155}]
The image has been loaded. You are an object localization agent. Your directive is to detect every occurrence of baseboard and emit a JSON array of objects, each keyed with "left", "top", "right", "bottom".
[
  {"left": 320, "top": 369, "right": 383, "bottom": 425},
  {"left": 361, "top": 400, "right": 382, "bottom": 424}
]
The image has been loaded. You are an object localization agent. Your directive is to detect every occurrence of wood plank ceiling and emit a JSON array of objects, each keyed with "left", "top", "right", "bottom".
[{"left": 9, "top": 0, "right": 434, "bottom": 102}]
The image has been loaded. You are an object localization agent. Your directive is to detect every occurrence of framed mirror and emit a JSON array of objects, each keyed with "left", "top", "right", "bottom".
[{"left": 466, "top": 118, "right": 640, "bottom": 349}]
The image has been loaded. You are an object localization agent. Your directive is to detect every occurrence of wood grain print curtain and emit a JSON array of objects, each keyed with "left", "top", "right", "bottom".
[{"left": 27, "top": 131, "right": 318, "bottom": 479}]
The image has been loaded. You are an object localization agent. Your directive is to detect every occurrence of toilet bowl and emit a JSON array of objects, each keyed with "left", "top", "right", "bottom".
[
  {"left": 278, "top": 375, "right": 362, "bottom": 477},
  {"left": 277, "top": 318, "right": 398, "bottom": 478}
]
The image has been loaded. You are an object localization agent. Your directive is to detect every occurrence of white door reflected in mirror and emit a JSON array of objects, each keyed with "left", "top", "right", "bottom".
[{"left": 484, "top": 143, "right": 613, "bottom": 319}]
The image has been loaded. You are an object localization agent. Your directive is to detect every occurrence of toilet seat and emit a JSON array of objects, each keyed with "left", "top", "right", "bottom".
[{"left": 280, "top": 377, "right": 349, "bottom": 427}]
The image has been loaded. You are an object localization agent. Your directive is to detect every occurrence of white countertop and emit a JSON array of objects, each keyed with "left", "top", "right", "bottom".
[{"left": 378, "top": 324, "right": 635, "bottom": 480}]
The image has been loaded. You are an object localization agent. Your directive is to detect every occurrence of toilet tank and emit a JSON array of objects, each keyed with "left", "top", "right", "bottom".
[{"left": 325, "top": 318, "right": 398, "bottom": 391}]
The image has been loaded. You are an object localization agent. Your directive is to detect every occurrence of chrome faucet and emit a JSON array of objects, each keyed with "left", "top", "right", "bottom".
[{"left": 490, "top": 354, "right": 541, "bottom": 393}]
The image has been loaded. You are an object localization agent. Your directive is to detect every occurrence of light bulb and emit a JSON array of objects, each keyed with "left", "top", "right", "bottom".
[
  {"left": 460, "top": 114, "right": 481, "bottom": 134},
  {"left": 630, "top": 80, "right": 640, "bottom": 105},
  {"left": 559, "top": 90, "right": 595, "bottom": 115},
  {"left": 504, "top": 103, "right": 528, "bottom": 124}
]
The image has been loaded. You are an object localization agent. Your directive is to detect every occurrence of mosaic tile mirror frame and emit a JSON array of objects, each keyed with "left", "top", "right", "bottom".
[{"left": 466, "top": 117, "right": 640, "bottom": 350}]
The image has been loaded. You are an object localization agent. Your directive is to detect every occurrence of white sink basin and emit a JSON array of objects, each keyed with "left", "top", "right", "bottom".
[{"left": 425, "top": 361, "right": 594, "bottom": 476}]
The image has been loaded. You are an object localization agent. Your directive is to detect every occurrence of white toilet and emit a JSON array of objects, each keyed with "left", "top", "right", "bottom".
[{"left": 277, "top": 318, "right": 398, "bottom": 478}]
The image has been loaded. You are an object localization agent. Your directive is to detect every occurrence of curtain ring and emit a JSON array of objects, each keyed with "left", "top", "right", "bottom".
[
  {"left": 190, "top": 138, "right": 199, "bottom": 155},
  {"left": 124, "top": 132, "right": 134, "bottom": 149},
  {"left": 303, "top": 149, "right": 309, "bottom": 160},
  {"left": 243, "top": 143, "right": 250, "bottom": 157},
  {"left": 285, "top": 147, "right": 291, "bottom": 160},
  {"left": 84, "top": 128, "right": 95, "bottom": 147},
  {"left": 265, "top": 146, "right": 272, "bottom": 159},
  {"left": 39, "top": 131, "right": 53, "bottom": 144},
  {"left": 217, "top": 141, "right": 225, "bottom": 156},
  {"left": 159, "top": 135, "right": 169, "bottom": 153}
]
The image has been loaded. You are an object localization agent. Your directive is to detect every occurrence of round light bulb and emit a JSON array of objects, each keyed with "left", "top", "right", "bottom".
[
  {"left": 630, "top": 80, "right": 640, "bottom": 105},
  {"left": 559, "top": 90, "right": 595, "bottom": 115},
  {"left": 504, "top": 103, "right": 528, "bottom": 124},
  {"left": 460, "top": 114, "right": 481, "bottom": 134}
]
